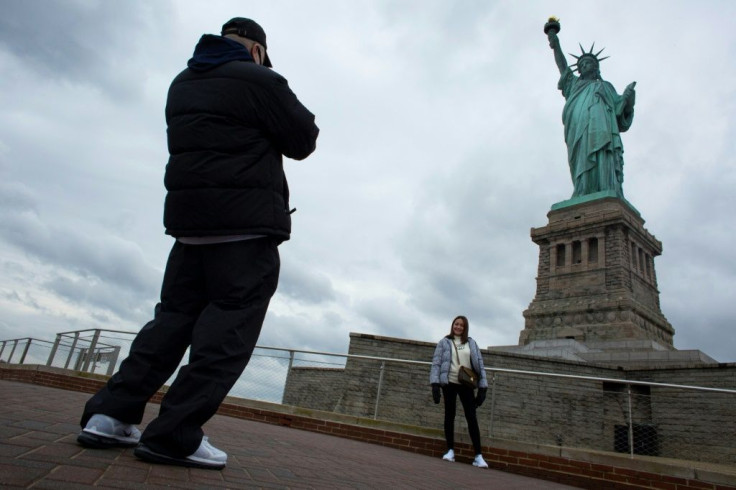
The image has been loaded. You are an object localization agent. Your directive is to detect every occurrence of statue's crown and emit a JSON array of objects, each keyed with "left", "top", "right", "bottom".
[{"left": 569, "top": 42, "right": 609, "bottom": 70}]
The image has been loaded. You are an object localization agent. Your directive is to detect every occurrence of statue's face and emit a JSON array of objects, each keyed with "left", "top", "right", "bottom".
[{"left": 578, "top": 57, "right": 599, "bottom": 79}]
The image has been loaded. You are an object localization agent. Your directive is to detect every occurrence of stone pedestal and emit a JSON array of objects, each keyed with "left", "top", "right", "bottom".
[{"left": 520, "top": 197, "right": 675, "bottom": 348}]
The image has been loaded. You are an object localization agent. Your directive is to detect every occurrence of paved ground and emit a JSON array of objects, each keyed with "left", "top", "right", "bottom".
[{"left": 0, "top": 380, "right": 578, "bottom": 489}]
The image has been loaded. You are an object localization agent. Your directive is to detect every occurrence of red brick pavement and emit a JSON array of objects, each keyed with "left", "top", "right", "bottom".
[{"left": 0, "top": 380, "right": 577, "bottom": 489}]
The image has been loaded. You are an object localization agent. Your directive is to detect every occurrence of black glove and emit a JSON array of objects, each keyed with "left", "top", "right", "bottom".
[
  {"left": 475, "top": 387, "right": 487, "bottom": 407},
  {"left": 432, "top": 384, "right": 441, "bottom": 404}
]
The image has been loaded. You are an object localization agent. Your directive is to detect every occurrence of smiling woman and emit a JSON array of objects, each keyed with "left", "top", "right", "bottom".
[{"left": 429, "top": 316, "right": 489, "bottom": 468}]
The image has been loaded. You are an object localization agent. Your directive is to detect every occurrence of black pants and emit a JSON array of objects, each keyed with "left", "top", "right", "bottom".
[
  {"left": 442, "top": 383, "right": 482, "bottom": 455},
  {"left": 81, "top": 238, "right": 280, "bottom": 457}
]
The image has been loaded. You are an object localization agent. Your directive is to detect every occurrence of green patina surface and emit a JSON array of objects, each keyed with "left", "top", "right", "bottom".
[
  {"left": 550, "top": 190, "right": 640, "bottom": 215},
  {"left": 546, "top": 18, "right": 637, "bottom": 200}
]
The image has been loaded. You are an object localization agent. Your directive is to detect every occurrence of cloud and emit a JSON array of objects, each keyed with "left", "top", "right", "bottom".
[
  {"left": 0, "top": 0, "right": 735, "bottom": 367},
  {"left": 0, "top": 202, "right": 159, "bottom": 296},
  {"left": 0, "top": 182, "right": 38, "bottom": 212},
  {"left": 260, "top": 308, "right": 352, "bottom": 355},
  {"left": 0, "top": 181, "right": 160, "bottom": 329},
  {"left": 277, "top": 257, "right": 338, "bottom": 305},
  {"left": 0, "top": 1, "right": 174, "bottom": 100}
]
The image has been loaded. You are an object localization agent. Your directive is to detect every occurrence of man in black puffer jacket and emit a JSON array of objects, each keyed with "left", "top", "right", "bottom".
[{"left": 77, "top": 17, "right": 318, "bottom": 470}]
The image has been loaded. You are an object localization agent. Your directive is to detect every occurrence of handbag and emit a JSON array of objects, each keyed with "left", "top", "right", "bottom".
[
  {"left": 452, "top": 340, "right": 478, "bottom": 389},
  {"left": 458, "top": 366, "right": 478, "bottom": 389}
]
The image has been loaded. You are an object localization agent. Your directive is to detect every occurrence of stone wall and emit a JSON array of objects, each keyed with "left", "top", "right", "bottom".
[
  {"left": 521, "top": 198, "right": 675, "bottom": 347},
  {"left": 282, "top": 367, "right": 343, "bottom": 412},
  {"left": 283, "top": 332, "right": 736, "bottom": 465},
  {"left": 625, "top": 365, "right": 736, "bottom": 461}
]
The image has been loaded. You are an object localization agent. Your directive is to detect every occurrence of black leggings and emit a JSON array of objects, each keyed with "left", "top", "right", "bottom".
[{"left": 442, "top": 383, "right": 482, "bottom": 455}]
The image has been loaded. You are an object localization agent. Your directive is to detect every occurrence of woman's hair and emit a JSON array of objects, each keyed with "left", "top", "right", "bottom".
[{"left": 448, "top": 315, "right": 469, "bottom": 343}]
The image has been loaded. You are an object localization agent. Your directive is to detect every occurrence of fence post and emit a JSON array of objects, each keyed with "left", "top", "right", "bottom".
[
  {"left": 0, "top": 340, "right": 6, "bottom": 360},
  {"left": 106, "top": 346, "right": 121, "bottom": 376},
  {"left": 8, "top": 340, "right": 19, "bottom": 363},
  {"left": 65, "top": 332, "right": 80, "bottom": 369},
  {"left": 19, "top": 338, "right": 32, "bottom": 364},
  {"left": 374, "top": 360, "right": 385, "bottom": 420},
  {"left": 46, "top": 334, "right": 61, "bottom": 367},
  {"left": 286, "top": 350, "right": 295, "bottom": 379},
  {"left": 626, "top": 384, "right": 634, "bottom": 458},
  {"left": 488, "top": 371, "right": 497, "bottom": 438},
  {"left": 82, "top": 329, "right": 101, "bottom": 373},
  {"left": 280, "top": 350, "right": 295, "bottom": 404}
]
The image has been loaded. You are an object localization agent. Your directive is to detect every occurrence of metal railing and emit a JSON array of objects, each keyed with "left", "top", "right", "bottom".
[
  {"left": 0, "top": 337, "right": 57, "bottom": 366},
  {"left": 43, "top": 329, "right": 132, "bottom": 375},
  {"left": 2, "top": 329, "right": 734, "bottom": 465},
  {"left": 477, "top": 366, "right": 736, "bottom": 461}
]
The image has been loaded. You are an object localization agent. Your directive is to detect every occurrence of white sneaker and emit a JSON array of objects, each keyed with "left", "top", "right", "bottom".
[
  {"left": 472, "top": 454, "right": 489, "bottom": 468},
  {"left": 78, "top": 414, "right": 141, "bottom": 448},
  {"left": 442, "top": 449, "right": 455, "bottom": 462},
  {"left": 134, "top": 435, "right": 227, "bottom": 470},
  {"left": 186, "top": 436, "right": 228, "bottom": 467}
]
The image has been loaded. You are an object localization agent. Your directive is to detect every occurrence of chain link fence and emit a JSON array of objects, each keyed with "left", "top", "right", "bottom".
[
  {"left": 2, "top": 329, "right": 734, "bottom": 465},
  {"left": 7, "top": 330, "right": 344, "bottom": 404},
  {"left": 283, "top": 353, "right": 735, "bottom": 465},
  {"left": 477, "top": 369, "right": 733, "bottom": 462},
  {"left": 229, "top": 347, "right": 346, "bottom": 403}
]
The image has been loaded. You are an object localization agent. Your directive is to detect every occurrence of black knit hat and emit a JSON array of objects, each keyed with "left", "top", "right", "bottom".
[{"left": 221, "top": 17, "right": 272, "bottom": 67}]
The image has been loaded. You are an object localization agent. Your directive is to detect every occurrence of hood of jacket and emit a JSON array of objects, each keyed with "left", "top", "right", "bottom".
[{"left": 187, "top": 34, "right": 254, "bottom": 72}]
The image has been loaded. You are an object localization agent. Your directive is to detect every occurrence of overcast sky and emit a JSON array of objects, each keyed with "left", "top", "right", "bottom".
[{"left": 1, "top": 1, "right": 734, "bottom": 364}]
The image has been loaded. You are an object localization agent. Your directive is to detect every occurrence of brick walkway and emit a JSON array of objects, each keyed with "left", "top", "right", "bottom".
[{"left": 0, "top": 380, "right": 578, "bottom": 489}]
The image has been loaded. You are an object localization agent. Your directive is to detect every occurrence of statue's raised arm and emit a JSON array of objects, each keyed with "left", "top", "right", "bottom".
[
  {"left": 543, "top": 17, "right": 637, "bottom": 200},
  {"left": 544, "top": 18, "right": 567, "bottom": 75}
]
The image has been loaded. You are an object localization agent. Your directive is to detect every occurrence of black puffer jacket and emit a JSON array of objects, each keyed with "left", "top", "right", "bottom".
[{"left": 163, "top": 34, "right": 319, "bottom": 241}]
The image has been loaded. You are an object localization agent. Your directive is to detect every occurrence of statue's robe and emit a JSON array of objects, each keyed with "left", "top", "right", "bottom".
[{"left": 559, "top": 67, "right": 634, "bottom": 197}]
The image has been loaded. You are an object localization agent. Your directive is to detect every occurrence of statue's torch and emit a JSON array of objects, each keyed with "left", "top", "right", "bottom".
[{"left": 544, "top": 17, "right": 560, "bottom": 37}]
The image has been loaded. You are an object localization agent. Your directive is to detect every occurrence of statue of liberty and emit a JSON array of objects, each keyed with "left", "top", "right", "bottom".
[{"left": 545, "top": 18, "right": 637, "bottom": 198}]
